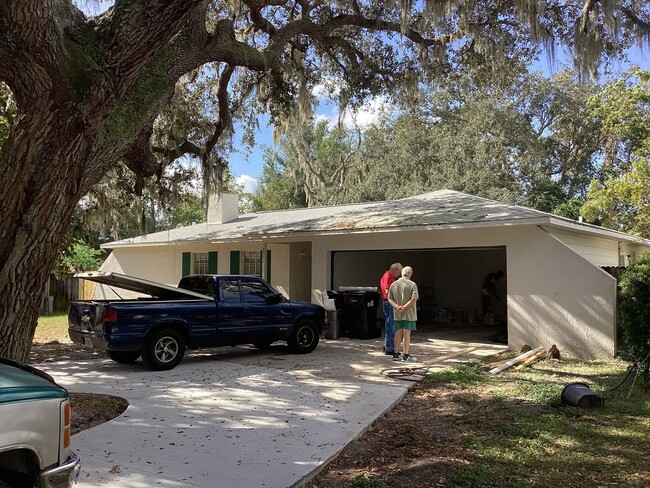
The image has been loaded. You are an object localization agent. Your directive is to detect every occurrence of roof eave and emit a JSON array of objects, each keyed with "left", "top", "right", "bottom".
[{"left": 545, "top": 217, "right": 650, "bottom": 245}]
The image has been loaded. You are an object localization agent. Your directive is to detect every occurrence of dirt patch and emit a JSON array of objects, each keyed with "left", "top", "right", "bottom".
[
  {"left": 30, "top": 340, "right": 107, "bottom": 364},
  {"left": 69, "top": 393, "right": 128, "bottom": 435},
  {"left": 309, "top": 382, "right": 483, "bottom": 488}
]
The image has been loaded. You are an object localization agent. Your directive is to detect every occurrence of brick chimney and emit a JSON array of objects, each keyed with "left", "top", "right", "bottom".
[{"left": 207, "top": 192, "right": 239, "bottom": 224}]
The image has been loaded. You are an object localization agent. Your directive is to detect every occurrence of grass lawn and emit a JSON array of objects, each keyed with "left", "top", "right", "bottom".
[
  {"left": 34, "top": 313, "right": 69, "bottom": 343},
  {"left": 428, "top": 358, "right": 650, "bottom": 488}
]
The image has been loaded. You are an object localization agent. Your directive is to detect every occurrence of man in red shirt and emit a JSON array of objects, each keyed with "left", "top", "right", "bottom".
[{"left": 379, "top": 262, "right": 402, "bottom": 354}]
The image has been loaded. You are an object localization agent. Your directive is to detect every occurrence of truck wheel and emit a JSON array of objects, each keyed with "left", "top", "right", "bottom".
[
  {"left": 288, "top": 320, "right": 319, "bottom": 354},
  {"left": 107, "top": 351, "right": 141, "bottom": 364},
  {"left": 143, "top": 329, "right": 185, "bottom": 371}
]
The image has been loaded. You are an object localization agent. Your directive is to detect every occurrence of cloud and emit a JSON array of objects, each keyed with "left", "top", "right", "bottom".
[
  {"left": 343, "top": 95, "right": 394, "bottom": 129},
  {"left": 236, "top": 174, "right": 258, "bottom": 194},
  {"left": 315, "top": 95, "right": 395, "bottom": 131}
]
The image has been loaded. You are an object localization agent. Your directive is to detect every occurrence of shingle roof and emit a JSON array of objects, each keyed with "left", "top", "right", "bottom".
[{"left": 103, "top": 189, "right": 649, "bottom": 248}]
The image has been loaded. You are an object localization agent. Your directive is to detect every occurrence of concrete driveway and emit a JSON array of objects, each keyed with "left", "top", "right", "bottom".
[{"left": 42, "top": 324, "right": 506, "bottom": 488}]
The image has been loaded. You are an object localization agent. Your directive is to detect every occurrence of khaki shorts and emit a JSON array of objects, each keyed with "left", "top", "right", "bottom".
[{"left": 394, "top": 320, "right": 417, "bottom": 331}]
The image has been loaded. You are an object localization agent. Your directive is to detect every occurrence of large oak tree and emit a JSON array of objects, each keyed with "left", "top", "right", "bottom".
[{"left": 0, "top": 0, "right": 648, "bottom": 361}]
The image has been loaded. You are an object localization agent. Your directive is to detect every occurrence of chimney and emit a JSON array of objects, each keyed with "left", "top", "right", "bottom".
[{"left": 207, "top": 192, "right": 239, "bottom": 224}]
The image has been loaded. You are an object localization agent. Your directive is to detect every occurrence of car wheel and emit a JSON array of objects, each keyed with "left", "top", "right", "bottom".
[
  {"left": 288, "top": 319, "right": 319, "bottom": 354},
  {"left": 107, "top": 350, "right": 141, "bottom": 364},
  {"left": 142, "top": 328, "right": 185, "bottom": 371}
]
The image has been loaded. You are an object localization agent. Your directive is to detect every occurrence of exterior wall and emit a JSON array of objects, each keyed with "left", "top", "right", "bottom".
[
  {"left": 97, "top": 242, "right": 292, "bottom": 298},
  {"left": 619, "top": 241, "right": 650, "bottom": 266},
  {"left": 289, "top": 242, "right": 312, "bottom": 302},
  {"left": 507, "top": 229, "right": 616, "bottom": 358},
  {"left": 547, "top": 229, "right": 620, "bottom": 267},
  {"left": 310, "top": 225, "right": 616, "bottom": 358}
]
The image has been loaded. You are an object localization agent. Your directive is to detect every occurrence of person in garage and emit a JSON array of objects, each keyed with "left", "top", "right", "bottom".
[
  {"left": 481, "top": 270, "right": 504, "bottom": 324},
  {"left": 388, "top": 266, "right": 419, "bottom": 362},
  {"left": 379, "top": 262, "right": 403, "bottom": 355}
]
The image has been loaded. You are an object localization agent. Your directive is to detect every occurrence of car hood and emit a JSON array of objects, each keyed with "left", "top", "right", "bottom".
[
  {"left": 74, "top": 272, "right": 213, "bottom": 301},
  {"left": 0, "top": 359, "right": 68, "bottom": 403}
]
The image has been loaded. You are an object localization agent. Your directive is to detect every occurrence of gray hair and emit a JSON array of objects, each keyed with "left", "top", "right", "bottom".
[
  {"left": 402, "top": 266, "right": 413, "bottom": 278},
  {"left": 390, "top": 262, "right": 403, "bottom": 271}
]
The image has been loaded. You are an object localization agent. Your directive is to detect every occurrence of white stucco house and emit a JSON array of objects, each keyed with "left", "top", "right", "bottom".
[{"left": 95, "top": 190, "right": 650, "bottom": 359}]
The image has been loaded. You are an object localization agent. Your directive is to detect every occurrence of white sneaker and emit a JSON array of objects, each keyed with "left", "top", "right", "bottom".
[{"left": 402, "top": 354, "right": 417, "bottom": 362}]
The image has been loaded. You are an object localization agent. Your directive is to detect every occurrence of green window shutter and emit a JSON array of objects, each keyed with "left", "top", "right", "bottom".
[
  {"left": 230, "top": 251, "right": 240, "bottom": 274},
  {"left": 182, "top": 252, "right": 191, "bottom": 277},
  {"left": 208, "top": 251, "right": 218, "bottom": 274},
  {"left": 266, "top": 250, "right": 272, "bottom": 283}
]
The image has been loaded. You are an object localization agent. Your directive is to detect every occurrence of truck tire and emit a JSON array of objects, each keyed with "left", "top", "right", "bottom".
[
  {"left": 107, "top": 350, "right": 141, "bottom": 364},
  {"left": 142, "top": 328, "right": 186, "bottom": 371},
  {"left": 287, "top": 320, "right": 319, "bottom": 354}
]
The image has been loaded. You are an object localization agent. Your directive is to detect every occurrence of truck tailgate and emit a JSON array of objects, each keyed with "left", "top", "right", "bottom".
[{"left": 68, "top": 301, "right": 106, "bottom": 348}]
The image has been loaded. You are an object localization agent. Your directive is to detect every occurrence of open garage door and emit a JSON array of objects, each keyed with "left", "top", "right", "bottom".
[{"left": 331, "top": 247, "right": 507, "bottom": 325}]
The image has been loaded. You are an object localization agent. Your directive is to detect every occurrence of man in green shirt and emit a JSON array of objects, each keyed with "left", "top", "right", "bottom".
[{"left": 387, "top": 266, "right": 419, "bottom": 361}]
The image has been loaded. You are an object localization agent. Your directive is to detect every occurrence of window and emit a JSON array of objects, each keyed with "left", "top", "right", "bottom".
[
  {"left": 183, "top": 276, "right": 217, "bottom": 298},
  {"left": 241, "top": 279, "right": 276, "bottom": 303},
  {"left": 194, "top": 253, "right": 209, "bottom": 274},
  {"left": 220, "top": 279, "right": 241, "bottom": 303},
  {"left": 243, "top": 251, "right": 262, "bottom": 276}
]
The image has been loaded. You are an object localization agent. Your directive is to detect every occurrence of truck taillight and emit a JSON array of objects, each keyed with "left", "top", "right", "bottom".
[
  {"left": 103, "top": 308, "right": 118, "bottom": 323},
  {"left": 63, "top": 401, "right": 71, "bottom": 449}
]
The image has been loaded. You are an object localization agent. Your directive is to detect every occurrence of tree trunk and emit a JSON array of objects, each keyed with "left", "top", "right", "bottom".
[{"left": 0, "top": 105, "right": 91, "bottom": 362}]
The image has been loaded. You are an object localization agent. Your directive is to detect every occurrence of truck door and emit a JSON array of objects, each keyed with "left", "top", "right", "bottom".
[
  {"left": 240, "top": 278, "right": 292, "bottom": 342},
  {"left": 217, "top": 278, "right": 292, "bottom": 344},
  {"left": 216, "top": 278, "right": 246, "bottom": 344}
]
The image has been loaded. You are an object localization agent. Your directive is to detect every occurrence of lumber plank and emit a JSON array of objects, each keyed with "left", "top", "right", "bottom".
[
  {"left": 419, "top": 346, "right": 477, "bottom": 365},
  {"left": 489, "top": 346, "right": 545, "bottom": 374},
  {"left": 513, "top": 349, "right": 546, "bottom": 370}
]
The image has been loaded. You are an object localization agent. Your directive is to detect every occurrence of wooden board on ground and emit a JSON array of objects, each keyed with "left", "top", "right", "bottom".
[
  {"left": 489, "top": 346, "right": 545, "bottom": 374},
  {"left": 419, "top": 346, "right": 478, "bottom": 366},
  {"left": 514, "top": 349, "right": 546, "bottom": 370}
]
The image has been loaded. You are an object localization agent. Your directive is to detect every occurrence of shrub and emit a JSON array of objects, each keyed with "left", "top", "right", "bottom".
[{"left": 618, "top": 253, "right": 650, "bottom": 386}]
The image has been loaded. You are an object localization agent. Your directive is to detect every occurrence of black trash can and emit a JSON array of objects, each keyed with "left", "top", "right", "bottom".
[
  {"left": 341, "top": 290, "right": 380, "bottom": 339},
  {"left": 325, "top": 290, "right": 344, "bottom": 310}
]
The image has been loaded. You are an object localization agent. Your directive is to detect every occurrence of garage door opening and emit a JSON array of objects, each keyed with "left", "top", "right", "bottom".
[{"left": 331, "top": 247, "right": 507, "bottom": 326}]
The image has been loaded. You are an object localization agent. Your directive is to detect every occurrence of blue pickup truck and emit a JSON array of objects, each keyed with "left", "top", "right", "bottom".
[{"left": 68, "top": 273, "right": 325, "bottom": 371}]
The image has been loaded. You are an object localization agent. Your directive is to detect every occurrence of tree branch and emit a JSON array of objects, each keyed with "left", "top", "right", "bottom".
[
  {"left": 204, "top": 65, "right": 235, "bottom": 157},
  {"left": 622, "top": 6, "right": 650, "bottom": 33},
  {"left": 98, "top": 0, "right": 205, "bottom": 95}
]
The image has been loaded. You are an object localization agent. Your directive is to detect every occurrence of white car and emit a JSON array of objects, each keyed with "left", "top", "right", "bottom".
[{"left": 0, "top": 358, "right": 80, "bottom": 488}]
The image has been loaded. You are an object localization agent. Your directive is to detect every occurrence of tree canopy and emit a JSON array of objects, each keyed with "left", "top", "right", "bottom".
[{"left": 0, "top": 0, "right": 649, "bottom": 361}]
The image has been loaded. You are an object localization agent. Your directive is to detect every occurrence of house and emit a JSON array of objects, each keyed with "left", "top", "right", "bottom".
[{"left": 96, "top": 190, "right": 650, "bottom": 358}]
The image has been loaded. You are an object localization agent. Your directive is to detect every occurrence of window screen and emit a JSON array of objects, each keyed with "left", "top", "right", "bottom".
[
  {"left": 194, "top": 253, "right": 209, "bottom": 274},
  {"left": 243, "top": 251, "right": 262, "bottom": 276}
]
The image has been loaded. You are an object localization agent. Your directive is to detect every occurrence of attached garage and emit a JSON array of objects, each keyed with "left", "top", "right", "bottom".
[
  {"left": 97, "top": 190, "right": 650, "bottom": 359},
  {"left": 332, "top": 247, "right": 506, "bottom": 325}
]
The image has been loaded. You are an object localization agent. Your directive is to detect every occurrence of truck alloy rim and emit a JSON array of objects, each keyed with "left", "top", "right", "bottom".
[
  {"left": 154, "top": 337, "right": 179, "bottom": 363},
  {"left": 297, "top": 325, "right": 315, "bottom": 347}
]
